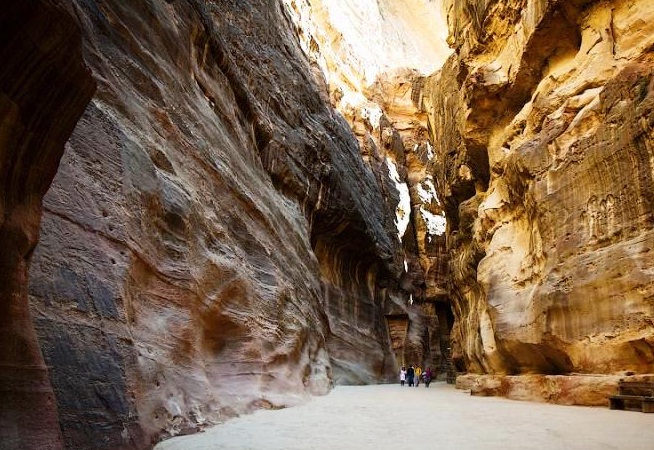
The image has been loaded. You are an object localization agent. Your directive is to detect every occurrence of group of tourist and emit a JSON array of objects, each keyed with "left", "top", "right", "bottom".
[{"left": 399, "top": 365, "right": 433, "bottom": 387}]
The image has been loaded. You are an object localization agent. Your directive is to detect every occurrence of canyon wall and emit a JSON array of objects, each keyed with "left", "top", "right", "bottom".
[
  {"left": 0, "top": 2, "right": 95, "bottom": 449},
  {"left": 286, "top": 0, "right": 453, "bottom": 373},
  {"left": 424, "top": 0, "right": 654, "bottom": 377},
  {"left": 24, "top": 1, "right": 444, "bottom": 449},
  {"left": 16, "top": 0, "right": 654, "bottom": 446}
]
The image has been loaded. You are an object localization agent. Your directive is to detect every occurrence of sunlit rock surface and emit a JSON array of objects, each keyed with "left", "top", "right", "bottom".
[
  {"left": 456, "top": 373, "right": 626, "bottom": 406},
  {"left": 284, "top": 0, "right": 451, "bottom": 86},
  {"left": 286, "top": 0, "right": 454, "bottom": 372},
  {"left": 424, "top": 0, "right": 654, "bottom": 377}
]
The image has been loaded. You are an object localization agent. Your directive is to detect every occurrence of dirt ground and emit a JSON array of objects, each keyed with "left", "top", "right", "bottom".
[{"left": 154, "top": 382, "right": 654, "bottom": 450}]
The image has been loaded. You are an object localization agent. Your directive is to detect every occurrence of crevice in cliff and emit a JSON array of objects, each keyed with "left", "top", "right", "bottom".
[{"left": 279, "top": 0, "right": 457, "bottom": 381}]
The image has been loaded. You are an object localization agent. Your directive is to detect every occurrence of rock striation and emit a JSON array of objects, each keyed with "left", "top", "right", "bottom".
[
  {"left": 24, "top": 0, "right": 444, "bottom": 448},
  {"left": 286, "top": 0, "right": 454, "bottom": 374},
  {"left": 423, "top": 0, "right": 654, "bottom": 378}
]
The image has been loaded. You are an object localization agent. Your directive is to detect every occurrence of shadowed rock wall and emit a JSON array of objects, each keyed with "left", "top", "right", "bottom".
[
  {"left": 425, "top": 0, "right": 654, "bottom": 376},
  {"left": 0, "top": 2, "right": 95, "bottom": 449},
  {"left": 28, "top": 0, "right": 407, "bottom": 448}
]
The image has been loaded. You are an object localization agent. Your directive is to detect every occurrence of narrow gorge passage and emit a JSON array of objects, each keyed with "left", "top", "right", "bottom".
[
  {"left": 154, "top": 384, "right": 654, "bottom": 450},
  {"left": 2, "top": 0, "right": 654, "bottom": 449}
]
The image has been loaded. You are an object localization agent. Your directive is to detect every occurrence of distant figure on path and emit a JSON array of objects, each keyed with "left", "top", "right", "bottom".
[
  {"left": 400, "top": 366, "right": 407, "bottom": 386},
  {"left": 415, "top": 365, "right": 422, "bottom": 387},
  {"left": 423, "top": 367, "right": 432, "bottom": 387},
  {"left": 407, "top": 365, "right": 415, "bottom": 387}
]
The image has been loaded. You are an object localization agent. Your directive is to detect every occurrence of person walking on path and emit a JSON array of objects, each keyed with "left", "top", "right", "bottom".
[
  {"left": 407, "top": 365, "right": 415, "bottom": 387},
  {"left": 399, "top": 366, "right": 407, "bottom": 386},
  {"left": 415, "top": 365, "right": 422, "bottom": 387},
  {"left": 423, "top": 367, "right": 432, "bottom": 387}
]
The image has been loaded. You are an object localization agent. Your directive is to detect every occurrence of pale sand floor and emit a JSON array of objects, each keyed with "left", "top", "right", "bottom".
[{"left": 154, "top": 383, "right": 654, "bottom": 450}]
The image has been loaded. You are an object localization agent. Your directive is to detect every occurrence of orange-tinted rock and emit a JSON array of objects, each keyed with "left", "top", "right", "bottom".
[
  {"left": 423, "top": 0, "right": 654, "bottom": 380},
  {"left": 457, "top": 373, "right": 646, "bottom": 407}
]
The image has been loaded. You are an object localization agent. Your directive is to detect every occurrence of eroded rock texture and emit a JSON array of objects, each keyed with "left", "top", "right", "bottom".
[
  {"left": 26, "top": 1, "right": 424, "bottom": 448},
  {"left": 424, "top": 0, "right": 654, "bottom": 377},
  {"left": 0, "top": 2, "right": 95, "bottom": 449},
  {"left": 286, "top": 0, "right": 454, "bottom": 375},
  {"left": 457, "top": 373, "right": 626, "bottom": 406}
]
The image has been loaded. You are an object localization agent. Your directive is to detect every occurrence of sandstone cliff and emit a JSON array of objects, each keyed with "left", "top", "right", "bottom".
[
  {"left": 8, "top": 0, "right": 653, "bottom": 448},
  {"left": 0, "top": 2, "right": 95, "bottom": 449},
  {"left": 286, "top": 0, "right": 454, "bottom": 373},
  {"left": 424, "top": 0, "right": 654, "bottom": 378},
  {"left": 23, "top": 1, "right": 440, "bottom": 449}
]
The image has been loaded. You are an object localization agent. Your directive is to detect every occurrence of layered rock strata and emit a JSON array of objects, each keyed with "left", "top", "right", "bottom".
[
  {"left": 286, "top": 0, "right": 453, "bottom": 374},
  {"left": 25, "top": 0, "right": 427, "bottom": 448},
  {"left": 0, "top": 2, "right": 95, "bottom": 449},
  {"left": 424, "top": 0, "right": 654, "bottom": 379}
]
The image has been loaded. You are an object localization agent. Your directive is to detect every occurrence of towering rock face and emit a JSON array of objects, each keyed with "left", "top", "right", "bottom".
[
  {"left": 286, "top": 0, "right": 453, "bottom": 372},
  {"left": 0, "top": 2, "right": 95, "bottom": 449},
  {"left": 424, "top": 0, "right": 654, "bottom": 376},
  {"left": 16, "top": 0, "right": 654, "bottom": 447},
  {"left": 25, "top": 1, "right": 446, "bottom": 448}
]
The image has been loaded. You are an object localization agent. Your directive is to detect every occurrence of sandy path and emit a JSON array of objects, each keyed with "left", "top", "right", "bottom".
[{"left": 154, "top": 383, "right": 654, "bottom": 450}]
